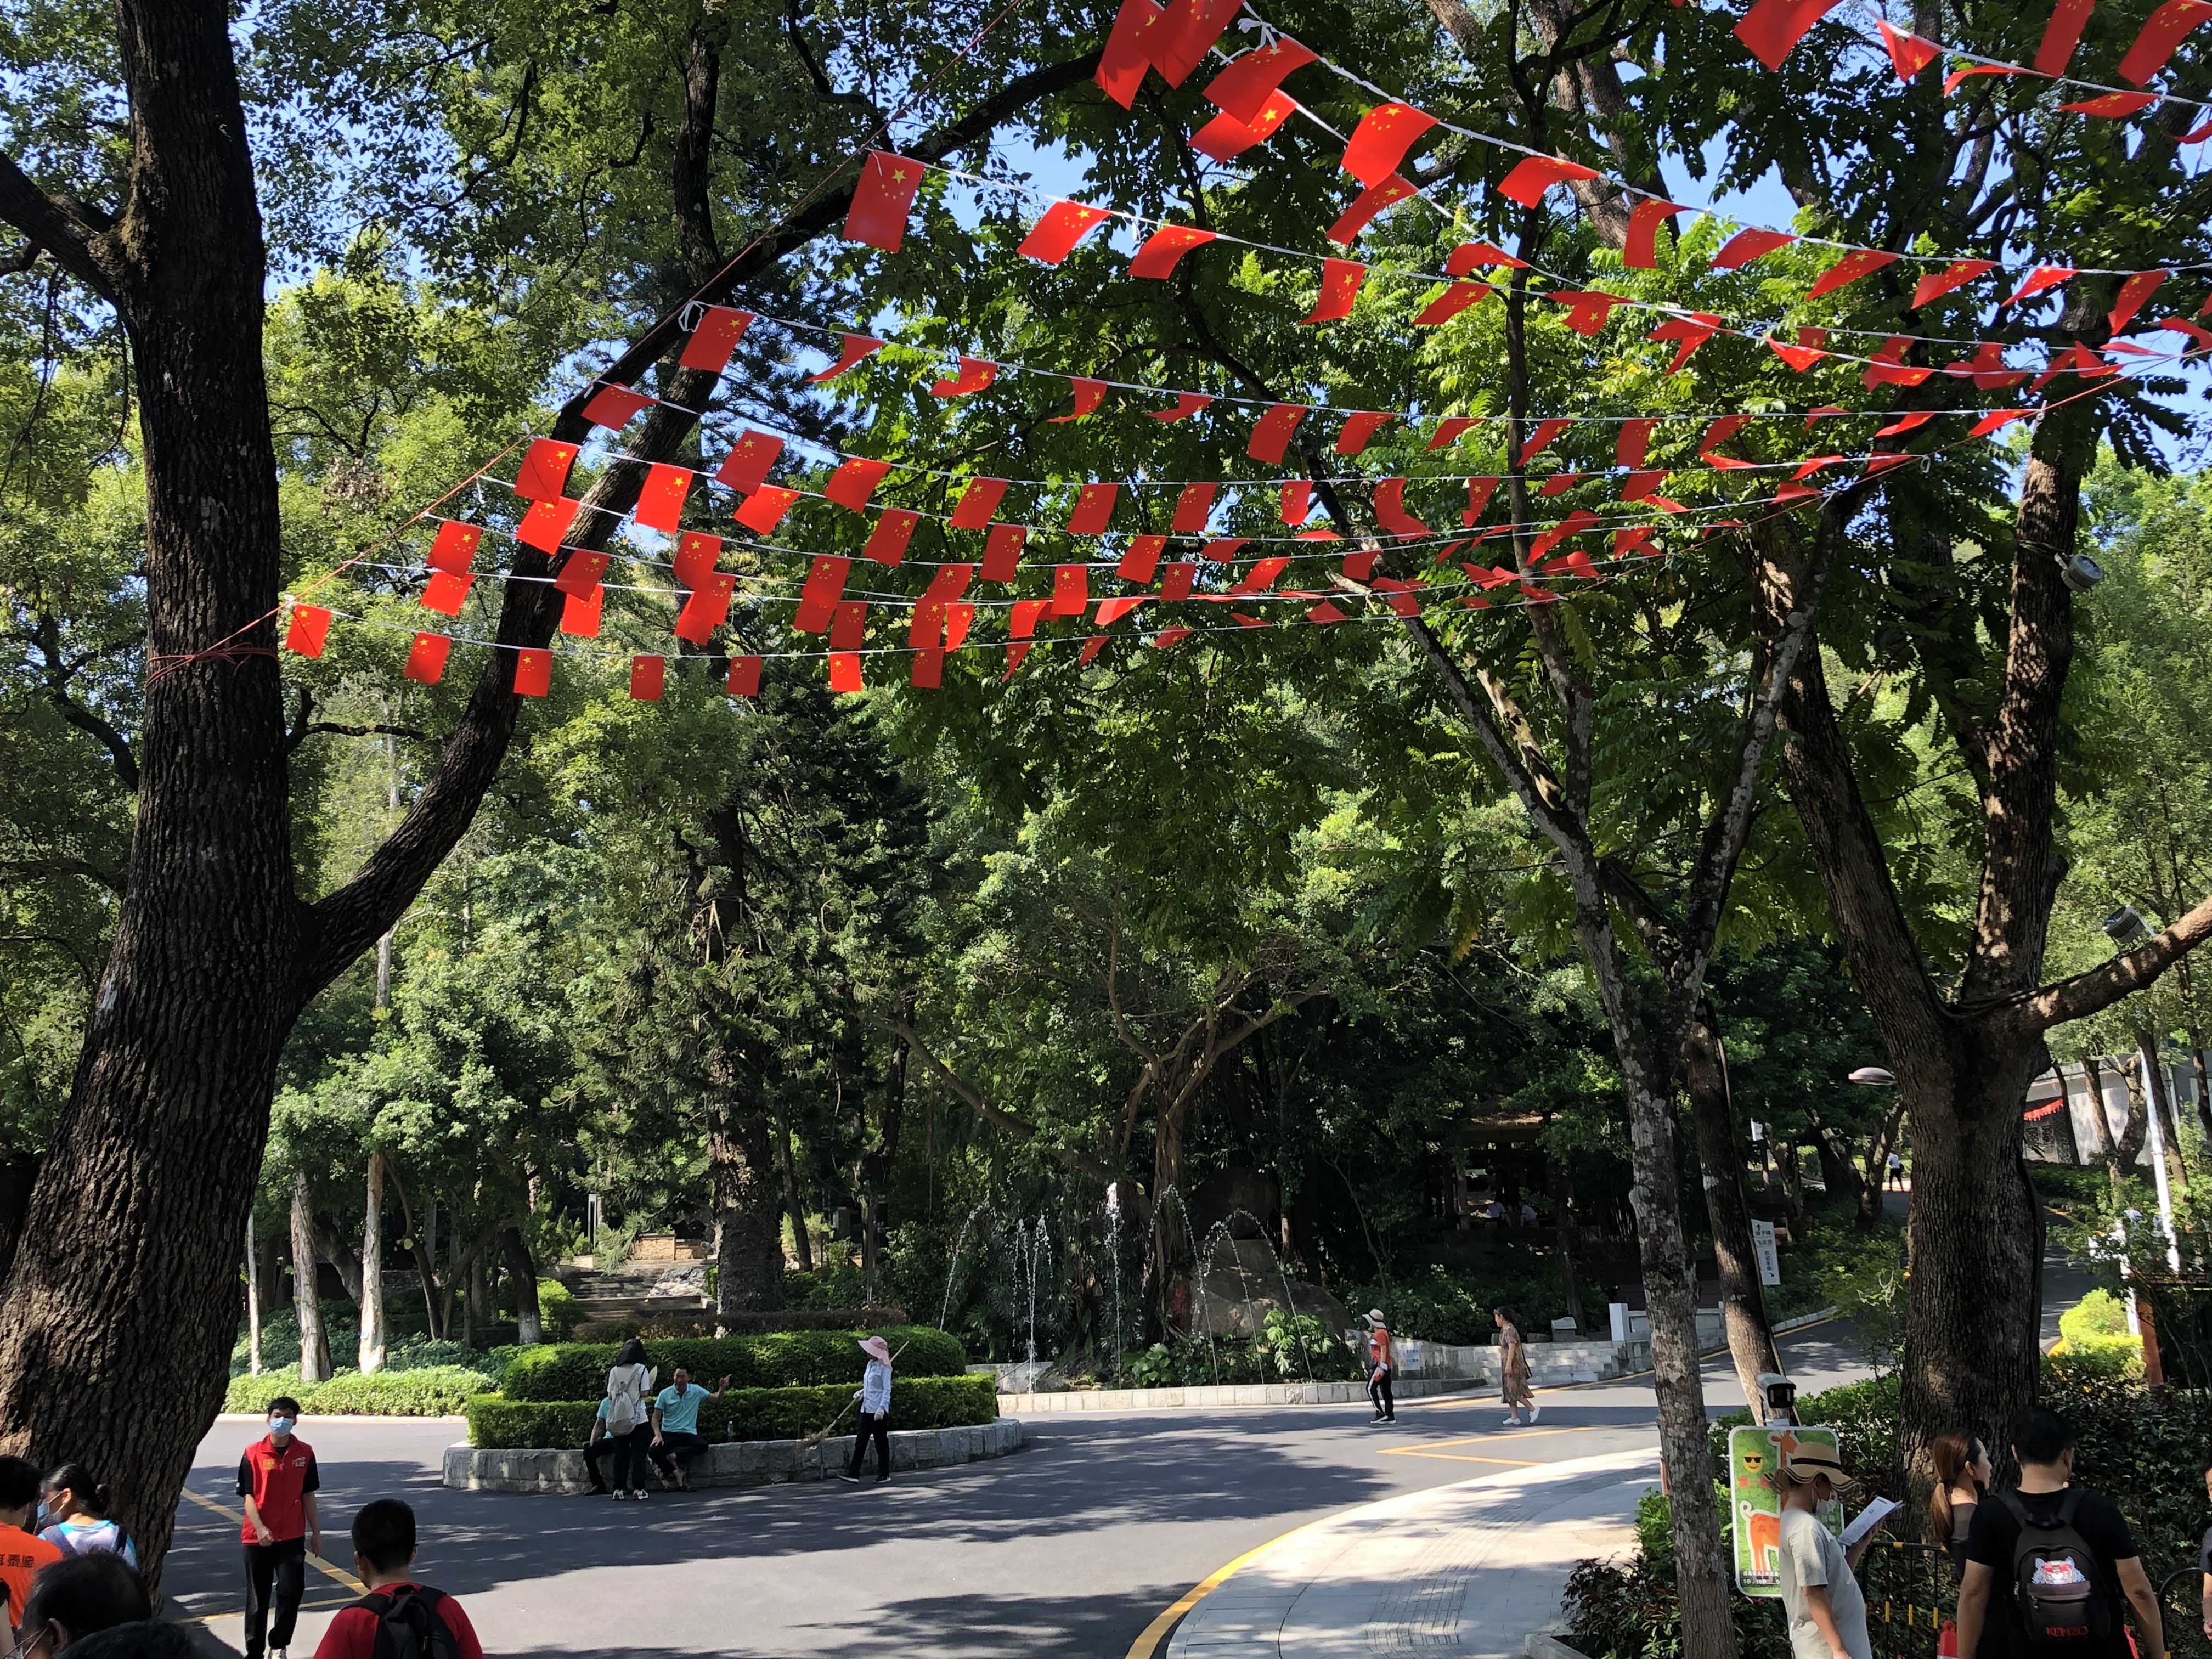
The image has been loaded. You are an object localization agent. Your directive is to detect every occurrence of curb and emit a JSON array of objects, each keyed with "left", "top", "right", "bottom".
[
  {"left": 442, "top": 1414, "right": 1030, "bottom": 1493},
  {"left": 214, "top": 1413, "right": 470, "bottom": 1424},
  {"left": 1771, "top": 1305, "right": 1842, "bottom": 1334}
]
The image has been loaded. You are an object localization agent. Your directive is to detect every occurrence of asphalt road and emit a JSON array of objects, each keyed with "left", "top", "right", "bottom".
[{"left": 163, "top": 1317, "right": 1866, "bottom": 1659}]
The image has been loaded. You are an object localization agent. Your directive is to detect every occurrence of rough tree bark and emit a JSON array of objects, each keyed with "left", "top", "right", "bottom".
[
  {"left": 358, "top": 1154, "right": 386, "bottom": 1373},
  {"left": 290, "top": 1170, "right": 332, "bottom": 1384},
  {"left": 501, "top": 1225, "right": 542, "bottom": 1345},
  {"left": 1682, "top": 1012, "right": 1786, "bottom": 1411}
]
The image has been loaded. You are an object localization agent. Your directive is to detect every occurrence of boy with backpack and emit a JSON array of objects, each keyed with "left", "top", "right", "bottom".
[
  {"left": 312, "top": 1499, "right": 482, "bottom": 1659},
  {"left": 1955, "top": 1407, "right": 2165, "bottom": 1659}
]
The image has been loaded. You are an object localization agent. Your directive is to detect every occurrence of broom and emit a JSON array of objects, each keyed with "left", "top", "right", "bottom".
[{"left": 796, "top": 1339, "right": 913, "bottom": 1451}]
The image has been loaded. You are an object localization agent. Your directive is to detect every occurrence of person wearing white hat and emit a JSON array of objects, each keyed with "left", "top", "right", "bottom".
[
  {"left": 1775, "top": 1444, "right": 1879, "bottom": 1659},
  {"left": 840, "top": 1336, "right": 895, "bottom": 1485},
  {"left": 1361, "top": 1311, "right": 1395, "bottom": 1423}
]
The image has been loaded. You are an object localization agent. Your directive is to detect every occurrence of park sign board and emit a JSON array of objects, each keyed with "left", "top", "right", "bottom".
[{"left": 1728, "top": 1425, "right": 1842, "bottom": 1597}]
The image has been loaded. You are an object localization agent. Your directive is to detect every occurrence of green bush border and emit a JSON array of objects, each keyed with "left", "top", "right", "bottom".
[
  {"left": 498, "top": 1325, "right": 965, "bottom": 1401},
  {"left": 225, "top": 1365, "right": 500, "bottom": 1417},
  {"left": 465, "top": 1374, "right": 998, "bottom": 1448}
]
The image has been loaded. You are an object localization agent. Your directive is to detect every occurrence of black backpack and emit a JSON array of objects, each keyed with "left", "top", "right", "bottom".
[
  {"left": 1999, "top": 1489, "right": 2115, "bottom": 1653},
  {"left": 358, "top": 1585, "right": 464, "bottom": 1659}
]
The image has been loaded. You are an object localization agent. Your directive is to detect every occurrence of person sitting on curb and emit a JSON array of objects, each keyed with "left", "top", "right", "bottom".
[{"left": 649, "top": 1368, "right": 732, "bottom": 1493}]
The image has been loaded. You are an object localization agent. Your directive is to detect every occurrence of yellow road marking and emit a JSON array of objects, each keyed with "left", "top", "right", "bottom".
[
  {"left": 176, "top": 1487, "right": 366, "bottom": 1593},
  {"left": 1380, "top": 1451, "right": 1543, "bottom": 1467},
  {"left": 183, "top": 1598, "right": 358, "bottom": 1626},
  {"left": 1378, "top": 1426, "right": 1591, "bottom": 1454},
  {"left": 1121, "top": 1516, "right": 1330, "bottom": 1659}
]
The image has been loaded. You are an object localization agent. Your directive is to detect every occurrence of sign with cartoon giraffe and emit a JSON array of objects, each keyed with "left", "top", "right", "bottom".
[{"left": 1728, "top": 1424, "right": 1844, "bottom": 1596}]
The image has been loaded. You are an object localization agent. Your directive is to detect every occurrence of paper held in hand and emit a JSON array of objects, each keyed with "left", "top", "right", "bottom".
[{"left": 1841, "top": 1495, "right": 1899, "bottom": 1548}]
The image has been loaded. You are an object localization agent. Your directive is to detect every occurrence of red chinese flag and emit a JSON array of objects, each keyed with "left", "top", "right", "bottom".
[
  {"left": 1149, "top": 392, "right": 1212, "bottom": 421},
  {"left": 1373, "top": 478, "right": 1429, "bottom": 539},
  {"left": 1232, "top": 556, "right": 1292, "bottom": 595},
  {"left": 1248, "top": 403, "right": 1308, "bottom": 463},
  {"left": 828, "top": 652, "right": 864, "bottom": 694},
  {"left": 1159, "top": 562, "right": 1197, "bottom": 601},
  {"left": 1415, "top": 280, "right": 1492, "bottom": 326},
  {"left": 1767, "top": 329, "right": 1830, "bottom": 370},
  {"left": 1792, "top": 455, "right": 1845, "bottom": 480},
  {"left": 982, "top": 524, "right": 1028, "bottom": 582},
  {"left": 1945, "top": 341, "right": 2029, "bottom": 388},
  {"left": 2061, "top": 89, "right": 2160, "bottom": 114},
  {"left": 1153, "top": 627, "right": 1191, "bottom": 649},
  {"left": 553, "top": 549, "right": 609, "bottom": 600},
  {"left": 1862, "top": 336, "right": 1932, "bottom": 387},
  {"left": 715, "top": 430, "right": 784, "bottom": 494},
  {"left": 1120, "top": 534, "right": 1167, "bottom": 584},
  {"left": 1711, "top": 228, "right": 1796, "bottom": 269},
  {"left": 1018, "top": 200, "right": 1113, "bottom": 264},
  {"left": 1650, "top": 312, "right": 1724, "bottom": 374},
  {"left": 733, "top": 485, "right": 800, "bottom": 534},
  {"left": 1336, "top": 411, "right": 1395, "bottom": 455},
  {"left": 2119, "top": 0, "right": 2211, "bottom": 83},
  {"left": 1205, "top": 37, "right": 1318, "bottom": 123},
  {"left": 1733, "top": 0, "right": 1848, "bottom": 70},
  {"left": 634, "top": 462, "right": 692, "bottom": 533},
  {"left": 1905, "top": 259, "right": 1992, "bottom": 311},
  {"left": 863, "top": 508, "right": 919, "bottom": 567},
  {"left": 1341, "top": 103, "right": 1436, "bottom": 186},
  {"left": 1878, "top": 19, "right": 1941, "bottom": 77},
  {"left": 1280, "top": 479, "right": 1313, "bottom": 523},
  {"left": 2038, "top": 0, "right": 2098, "bottom": 72},
  {"left": 629, "top": 656, "right": 665, "bottom": 702},
  {"left": 284, "top": 604, "right": 332, "bottom": 657},
  {"left": 581, "top": 384, "right": 654, "bottom": 429},
  {"left": 1096, "top": 0, "right": 1166, "bottom": 106},
  {"left": 950, "top": 477, "right": 1010, "bottom": 528},
  {"left": 726, "top": 655, "right": 762, "bottom": 696},
  {"left": 515, "top": 438, "right": 578, "bottom": 502},
  {"left": 1495, "top": 155, "right": 1599, "bottom": 207},
  {"left": 516, "top": 496, "right": 582, "bottom": 553},
  {"left": 1808, "top": 249, "right": 1900, "bottom": 298},
  {"left": 427, "top": 519, "right": 481, "bottom": 574},
  {"left": 1620, "top": 469, "right": 1672, "bottom": 501},
  {"left": 824, "top": 456, "right": 893, "bottom": 514},
  {"left": 403, "top": 631, "right": 451, "bottom": 684},
  {"left": 512, "top": 648, "right": 551, "bottom": 698},
  {"left": 1529, "top": 509, "right": 1599, "bottom": 561},
  {"left": 1970, "top": 409, "right": 2032, "bottom": 437},
  {"left": 1306, "top": 602, "right": 1347, "bottom": 624},
  {"left": 675, "top": 531, "right": 722, "bottom": 589},
  {"left": 1616, "top": 419, "right": 1657, "bottom": 467},
  {"left": 1944, "top": 64, "right": 2024, "bottom": 93},
  {"left": 1327, "top": 174, "right": 1416, "bottom": 245},
  {"left": 1302, "top": 258, "right": 1367, "bottom": 324},
  {"left": 808, "top": 334, "right": 884, "bottom": 383},
  {"left": 830, "top": 601, "right": 867, "bottom": 652},
  {"left": 1427, "top": 416, "right": 1477, "bottom": 450},
  {"left": 1154, "top": 0, "right": 1243, "bottom": 86},
  {"left": 1613, "top": 527, "right": 1660, "bottom": 559},
  {"left": 420, "top": 568, "right": 475, "bottom": 617},
  {"left": 923, "top": 563, "right": 975, "bottom": 607},
  {"left": 674, "top": 573, "right": 736, "bottom": 645},
  {"left": 1461, "top": 477, "right": 1499, "bottom": 526},
  {"left": 679, "top": 307, "right": 753, "bottom": 373},
  {"left": 910, "top": 649, "right": 945, "bottom": 689},
  {"left": 1699, "top": 414, "right": 1754, "bottom": 460},
  {"left": 559, "top": 584, "right": 602, "bottom": 638},
  {"left": 1066, "top": 482, "right": 1120, "bottom": 534},
  {"left": 1540, "top": 472, "right": 1582, "bottom": 497},
  {"left": 1048, "top": 379, "right": 1109, "bottom": 424},
  {"left": 2109, "top": 270, "right": 2168, "bottom": 332},
  {"left": 1549, "top": 291, "right": 1628, "bottom": 335},
  {"left": 1624, "top": 199, "right": 1685, "bottom": 268},
  {"left": 1521, "top": 417, "right": 1573, "bottom": 462},
  {"left": 793, "top": 556, "right": 851, "bottom": 633},
  {"left": 1876, "top": 410, "right": 1940, "bottom": 438},
  {"left": 843, "top": 151, "right": 926, "bottom": 251},
  {"left": 1342, "top": 551, "right": 1379, "bottom": 580},
  {"left": 930, "top": 357, "right": 998, "bottom": 397},
  {"left": 1097, "top": 596, "right": 1147, "bottom": 627},
  {"left": 1052, "top": 564, "right": 1090, "bottom": 617},
  {"left": 1171, "top": 482, "right": 1218, "bottom": 533},
  {"left": 1448, "top": 241, "right": 1528, "bottom": 274},
  {"left": 2006, "top": 266, "right": 2076, "bottom": 307},
  {"left": 1192, "top": 94, "right": 1295, "bottom": 161},
  {"left": 1130, "top": 224, "right": 1215, "bottom": 278}
]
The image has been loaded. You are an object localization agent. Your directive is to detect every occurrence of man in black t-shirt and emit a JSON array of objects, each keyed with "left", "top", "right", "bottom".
[{"left": 1956, "top": 1407, "right": 2165, "bottom": 1659}]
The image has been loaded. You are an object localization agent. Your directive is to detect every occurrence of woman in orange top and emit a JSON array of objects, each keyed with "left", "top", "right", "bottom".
[{"left": 1362, "top": 1310, "right": 1396, "bottom": 1423}]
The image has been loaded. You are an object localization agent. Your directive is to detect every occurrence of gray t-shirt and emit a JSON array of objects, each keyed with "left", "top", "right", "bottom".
[{"left": 1778, "top": 1505, "right": 1871, "bottom": 1659}]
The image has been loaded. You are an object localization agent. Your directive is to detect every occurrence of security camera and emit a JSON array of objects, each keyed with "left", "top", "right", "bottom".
[{"left": 2060, "top": 553, "right": 2104, "bottom": 593}]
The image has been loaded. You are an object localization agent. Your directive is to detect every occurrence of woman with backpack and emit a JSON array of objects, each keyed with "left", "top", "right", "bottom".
[
  {"left": 601, "top": 1339, "right": 657, "bottom": 1502},
  {"left": 37, "top": 1464, "right": 138, "bottom": 1567}
]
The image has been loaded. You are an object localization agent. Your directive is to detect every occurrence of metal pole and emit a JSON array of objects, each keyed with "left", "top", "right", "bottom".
[{"left": 2139, "top": 1043, "right": 2181, "bottom": 1274}]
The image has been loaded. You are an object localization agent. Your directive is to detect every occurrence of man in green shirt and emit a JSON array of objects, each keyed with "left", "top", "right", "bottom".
[{"left": 648, "top": 1368, "right": 731, "bottom": 1492}]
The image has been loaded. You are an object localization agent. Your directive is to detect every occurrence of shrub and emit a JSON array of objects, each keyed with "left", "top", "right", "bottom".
[
  {"left": 498, "top": 1325, "right": 967, "bottom": 1401},
  {"left": 537, "top": 1279, "right": 581, "bottom": 1340},
  {"left": 223, "top": 1364, "right": 500, "bottom": 1417},
  {"left": 2051, "top": 1290, "right": 2143, "bottom": 1380},
  {"left": 1343, "top": 1262, "right": 1567, "bottom": 1346},
  {"left": 465, "top": 1373, "right": 999, "bottom": 1448}
]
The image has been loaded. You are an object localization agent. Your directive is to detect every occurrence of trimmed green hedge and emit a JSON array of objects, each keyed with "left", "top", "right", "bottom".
[
  {"left": 465, "top": 1373, "right": 998, "bottom": 1448},
  {"left": 499, "top": 1325, "right": 966, "bottom": 1401},
  {"left": 225, "top": 1365, "right": 500, "bottom": 1417}
]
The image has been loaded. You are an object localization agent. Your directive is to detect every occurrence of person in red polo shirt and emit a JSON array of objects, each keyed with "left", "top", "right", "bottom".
[
  {"left": 314, "top": 1499, "right": 482, "bottom": 1659},
  {"left": 238, "top": 1397, "right": 321, "bottom": 1659}
]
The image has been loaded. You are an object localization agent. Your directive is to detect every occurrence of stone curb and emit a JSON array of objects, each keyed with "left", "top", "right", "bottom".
[
  {"left": 995, "top": 1378, "right": 1485, "bottom": 1413},
  {"left": 441, "top": 1415, "right": 1031, "bottom": 1494}
]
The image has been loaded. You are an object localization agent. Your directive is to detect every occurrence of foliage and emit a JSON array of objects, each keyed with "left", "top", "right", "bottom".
[
  {"left": 1346, "top": 1260, "right": 1567, "bottom": 1346},
  {"left": 534, "top": 1281, "right": 579, "bottom": 1341},
  {"left": 1773, "top": 1210, "right": 1909, "bottom": 1360},
  {"left": 223, "top": 1364, "right": 499, "bottom": 1417},
  {"left": 465, "top": 1374, "right": 999, "bottom": 1448},
  {"left": 498, "top": 1326, "right": 966, "bottom": 1401},
  {"left": 1259, "top": 1310, "right": 1362, "bottom": 1382}
]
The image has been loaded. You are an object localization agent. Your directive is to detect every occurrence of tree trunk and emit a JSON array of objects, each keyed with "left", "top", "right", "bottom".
[
  {"left": 1775, "top": 1140, "right": 1807, "bottom": 1226},
  {"left": 777, "top": 1110, "right": 815, "bottom": 1272},
  {"left": 709, "top": 1077, "right": 784, "bottom": 1330},
  {"left": 0, "top": 1154, "right": 37, "bottom": 1287},
  {"left": 1809, "top": 1119, "right": 1868, "bottom": 1211},
  {"left": 2187, "top": 1033, "right": 2212, "bottom": 1146},
  {"left": 314, "top": 1212, "right": 364, "bottom": 1303},
  {"left": 358, "top": 1155, "right": 386, "bottom": 1373},
  {"left": 1682, "top": 1013, "right": 1786, "bottom": 1411},
  {"left": 502, "top": 1225, "right": 541, "bottom": 1345},
  {"left": 291, "top": 1170, "right": 331, "bottom": 1384},
  {"left": 1547, "top": 1156, "right": 1585, "bottom": 1333},
  {"left": 1856, "top": 1099, "right": 1907, "bottom": 1232},
  {"left": 2138, "top": 1039, "right": 2188, "bottom": 1192},
  {"left": 1151, "top": 1090, "right": 1194, "bottom": 1330},
  {"left": 246, "top": 1208, "right": 262, "bottom": 1376}
]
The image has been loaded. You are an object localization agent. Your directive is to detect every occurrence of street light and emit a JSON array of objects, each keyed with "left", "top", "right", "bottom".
[{"left": 1848, "top": 1066, "right": 1897, "bottom": 1086}]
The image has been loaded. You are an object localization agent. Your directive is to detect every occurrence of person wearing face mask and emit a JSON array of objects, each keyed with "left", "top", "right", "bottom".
[
  {"left": 36, "top": 1466, "right": 135, "bottom": 1569},
  {"left": 14, "top": 1551, "right": 152, "bottom": 1656},
  {"left": 236, "top": 1398, "right": 321, "bottom": 1659},
  {"left": 0, "top": 1457, "right": 63, "bottom": 1643}
]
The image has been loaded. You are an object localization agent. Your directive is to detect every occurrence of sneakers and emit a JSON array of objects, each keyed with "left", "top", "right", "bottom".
[
  {"left": 610, "top": 1490, "right": 626, "bottom": 1501},
  {"left": 1528, "top": 1405, "right": 1542, "bottom": 1423},
  {"left": 838, "top": 1473, "right": 861, "bottom": 1483}
]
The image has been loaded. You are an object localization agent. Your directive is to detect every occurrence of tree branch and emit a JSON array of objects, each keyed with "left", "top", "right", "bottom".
[
  {"left": 2023, "top": 894, "right": 2212, "bottom": 1031},
  {"left": 879, "top": 1017, "right": 1119, "bottom": 1180},
  {"left": 0, "top": 153, "right": 119, "bottom": 304}
]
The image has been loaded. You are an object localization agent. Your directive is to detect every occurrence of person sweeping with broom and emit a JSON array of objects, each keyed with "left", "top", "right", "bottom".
[{"left": 838, "top": 1336, "right": 894, "bottom": 1486}]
